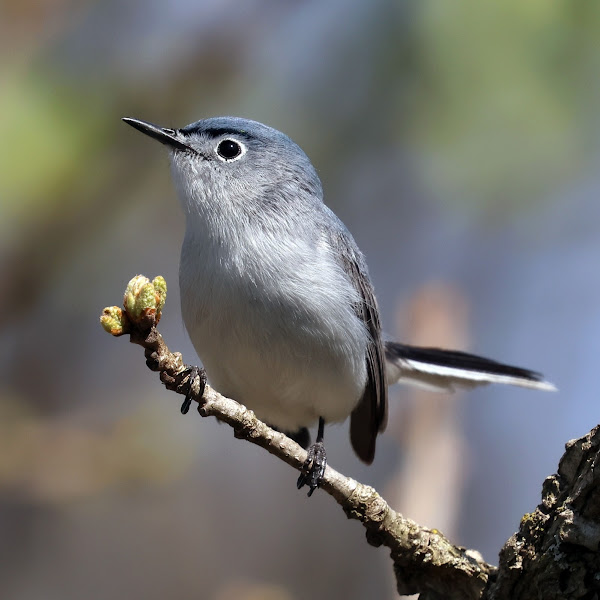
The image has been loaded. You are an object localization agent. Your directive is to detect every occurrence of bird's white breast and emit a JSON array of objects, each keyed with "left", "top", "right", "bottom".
[{"left": 179, "top": 224, "right": 369, "bottom": 431}]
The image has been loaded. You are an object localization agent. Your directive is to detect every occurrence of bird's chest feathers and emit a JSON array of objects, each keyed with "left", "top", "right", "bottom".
[
  {"left": 178, "top": 222, "right": 369, "bottom": 429},
  {"left": 179, "top": 221, "right": 364, "bottom": 356},
  {"left": 180, "top": 225, "right": 310, "bottom": 341}
]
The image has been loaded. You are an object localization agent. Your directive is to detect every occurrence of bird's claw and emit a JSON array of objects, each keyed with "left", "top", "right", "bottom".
[
  {"left": 178, "top": 365, "right": 206, "bottom": 414},
  {"left": 297, "top": 441, "right": 327, "bottom": 497}
]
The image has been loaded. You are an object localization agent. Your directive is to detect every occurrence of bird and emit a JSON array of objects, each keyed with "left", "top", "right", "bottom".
[{"left": 122, "top": 116, "right": 555, "bottom": 495}]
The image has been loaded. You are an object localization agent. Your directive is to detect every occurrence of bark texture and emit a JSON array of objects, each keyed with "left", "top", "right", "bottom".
[{"left": 483, "top": 426, "right": 600, "bottom": 600}]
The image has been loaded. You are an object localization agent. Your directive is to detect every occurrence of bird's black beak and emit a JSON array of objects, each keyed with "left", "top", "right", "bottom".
[{"left": 122, "top": 117, "right": 190, "bottom": 151}]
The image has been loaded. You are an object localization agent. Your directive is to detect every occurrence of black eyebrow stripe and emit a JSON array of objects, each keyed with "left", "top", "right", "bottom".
[{"left": 180, "top": 127, "right": 254, "bottom": 141}]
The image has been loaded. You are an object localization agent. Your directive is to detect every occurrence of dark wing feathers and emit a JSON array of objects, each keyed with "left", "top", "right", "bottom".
[{"left": 329, "top": 228, "right": 387, "bottom": 464}]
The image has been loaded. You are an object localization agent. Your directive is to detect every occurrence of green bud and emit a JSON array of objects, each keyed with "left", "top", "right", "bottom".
[
  {"left": 124, "top": 275, "right": 151, "bottom": 317},
  {"left": 122, "top": 274, "right": 168, "bottom": 327},
  {"left": 100, "top": 306, "right": 130, "bottom": 336},
  {"left": 136, "top": 282, "right": 158, "bottom": 318},
  {"left": 152, "top": 276, "right": 167, "bottom": 314}
]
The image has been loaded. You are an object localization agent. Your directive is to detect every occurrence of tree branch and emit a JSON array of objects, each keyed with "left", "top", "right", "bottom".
[
  {"left": 138, "top": 324, "right": 494, "bottom": 600},
  {"left": 100, "top": 275, "right": 493, "bottom": 599},
  {"left": 483, "top": 425, "right": 600, "bottom": 599},
  {"left": 100, "top": 275, "right": 600, "bottom": 599}
]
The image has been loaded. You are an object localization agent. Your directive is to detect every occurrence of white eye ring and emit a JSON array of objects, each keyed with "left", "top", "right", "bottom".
[{"left": 215, "top": 138, "right": 247, "bottom": 162}]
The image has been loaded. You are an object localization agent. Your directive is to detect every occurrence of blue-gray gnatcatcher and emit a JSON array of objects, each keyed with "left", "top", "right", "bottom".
[{"left": 123, "top": 116, "right": 555, "bottom": 495}]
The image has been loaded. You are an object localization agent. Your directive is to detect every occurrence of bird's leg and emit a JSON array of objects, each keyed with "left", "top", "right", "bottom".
[{"left": 297, "top": 417, "right": 327, "bottom": 496}]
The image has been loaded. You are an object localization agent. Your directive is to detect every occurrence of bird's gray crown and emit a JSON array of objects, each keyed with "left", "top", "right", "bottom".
[{"left": 179, "top": 117, "right": 294, "bottom": 146}]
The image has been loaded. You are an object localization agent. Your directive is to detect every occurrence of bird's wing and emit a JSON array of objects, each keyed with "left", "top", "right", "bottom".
[{"left": 329, "top": 227, "right": 387, "bottom": 464}]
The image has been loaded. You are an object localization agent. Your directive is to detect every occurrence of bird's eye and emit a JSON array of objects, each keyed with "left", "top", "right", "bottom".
[{"left": 216, "top": 139, "right": 245, "bottom": 161}]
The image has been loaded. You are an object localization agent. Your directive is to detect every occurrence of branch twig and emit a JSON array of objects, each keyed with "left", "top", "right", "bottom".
[
  {"left": 134, "top": 323, "right": 494, "bottom": 600},
  {"left": 100, "top": 275, "right": 494, "bottom": 599},
  {"left": 101, "top": 275, "right": 600, "bottom": 599}
]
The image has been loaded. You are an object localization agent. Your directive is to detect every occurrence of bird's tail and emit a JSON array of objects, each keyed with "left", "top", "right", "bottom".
[{"left": 384, "top": 342, "right": 556, "bottom": 393}]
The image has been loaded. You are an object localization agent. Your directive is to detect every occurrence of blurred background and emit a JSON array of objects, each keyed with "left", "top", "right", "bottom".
[{"left": 1, "top": 1, "right": 599, "bottom": 598}]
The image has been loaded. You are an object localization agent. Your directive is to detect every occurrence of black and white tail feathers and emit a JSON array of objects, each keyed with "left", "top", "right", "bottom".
[{"left": 385, "top": 342, "right": 556, "bottom": 393}]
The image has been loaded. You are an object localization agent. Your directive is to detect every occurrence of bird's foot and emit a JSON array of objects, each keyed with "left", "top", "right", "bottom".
[
  {"left": 177, "top": 365, "right": 207, "bottom": 414},
  {"left": 297, "top": 441, "right": 326, "bottom": 497}
]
